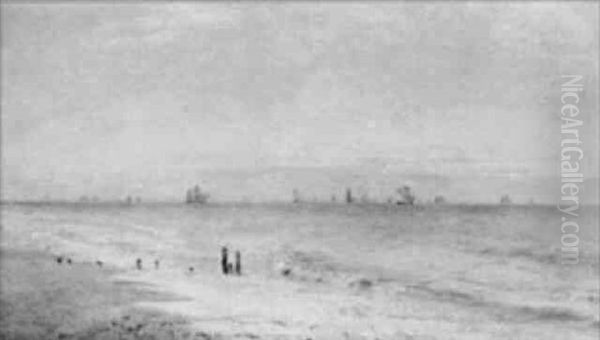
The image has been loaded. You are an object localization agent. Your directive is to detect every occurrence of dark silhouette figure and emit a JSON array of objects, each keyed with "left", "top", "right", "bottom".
[
  {"left": 96, "top": 260, "right": 103, "bottom": 267},
  {"left": 66, "top": 258, "right": 72, "bottom": 265},
  {"left": 188, "top": 266, "right": 194, "bottom": 273},
  {"left": 136, "top": 258, "right": 142, "bottom": 270},
  {"left": 154, "top": 259, "right": 160, "bottom": 269},
  {"left": 56, "top": 256, "right": 63, "bottom": 264},
  {"left": 234, "top": 251, "right": 241, "bottom": 275},
  {"left": 221, "top": 247, "right": 229, "bottom": 275}
]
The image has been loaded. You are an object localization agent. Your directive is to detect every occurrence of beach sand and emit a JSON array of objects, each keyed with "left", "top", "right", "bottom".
[{"left": 1, "top": 203, "right": 598, "bottom": 339}]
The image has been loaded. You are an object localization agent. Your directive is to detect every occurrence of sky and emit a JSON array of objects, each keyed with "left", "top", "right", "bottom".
[{"left": 1, "top": 2, "right": 598, "bottom": 203}]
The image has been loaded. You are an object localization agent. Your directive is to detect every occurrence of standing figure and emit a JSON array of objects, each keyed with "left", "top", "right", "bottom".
[
  {"left": 234, "top": 251, "right": 242, "bottom": 276},
  {"left": 136, "top": 258, "right": 142, "bottom": 270},
  {"left": 221, "top": 246, "right": 229, "bottom": 275},
  {"left": 154, "top": 259, "right": 160, "bottom": 269}
]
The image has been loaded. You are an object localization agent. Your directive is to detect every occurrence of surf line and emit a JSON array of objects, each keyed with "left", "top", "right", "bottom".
[{"left": 558, "top": 74, "right": 584, "bottom": 265}]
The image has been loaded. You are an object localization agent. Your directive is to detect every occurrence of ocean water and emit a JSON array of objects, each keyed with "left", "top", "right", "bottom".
[{"left": 1, "top": 203, "right": 598, "bottom": 339}]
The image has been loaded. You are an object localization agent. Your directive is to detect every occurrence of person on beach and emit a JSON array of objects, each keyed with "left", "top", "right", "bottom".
[
  {"left": 136, "top": 258, "right": 142, "bottom": 270},
  {"left": 221, "top": 246, "right": 229, "bottom": 275},
  {"left": 234, "top": 251, "right": 241, "bottom": 275}
]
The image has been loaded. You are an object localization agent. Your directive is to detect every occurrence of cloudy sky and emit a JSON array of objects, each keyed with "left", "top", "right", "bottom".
[{"left": 1, "top": 2, "right": 598, "bottom": 203}]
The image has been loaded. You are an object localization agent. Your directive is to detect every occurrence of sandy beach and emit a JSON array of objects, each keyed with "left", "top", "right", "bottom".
[{"left": 1, "top": 203, "right": 598, "bottom": 339}]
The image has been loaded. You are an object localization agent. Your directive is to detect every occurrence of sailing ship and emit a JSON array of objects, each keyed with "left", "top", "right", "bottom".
[{"left": 185, "top": 185, "right": 209, "bottom": 204}]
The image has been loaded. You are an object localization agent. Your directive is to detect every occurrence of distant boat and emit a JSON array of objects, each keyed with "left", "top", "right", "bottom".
[
  {"left": 186, "top": 185, "right": 209, "bottom": 204},
  {"left": 345, "top": 188, "right": 353, "bottom": 204},
  {"left": 434, "top": 195, "right": 446, "bottom": 204},
  {"left": 395, "top": 186, "right": 415, "bottom": 205}
]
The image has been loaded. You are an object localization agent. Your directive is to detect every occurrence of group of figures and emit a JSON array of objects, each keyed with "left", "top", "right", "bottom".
[
  {"left": 55, "top": 255, "right": 72, "bottom": 265},
  {"left": 56, "top": 250, "right": 241, "bottom": 277},
  {"left": 135, "top": 257, "right": 199, "bottom": 274},
  {"left": 221, "top": 246, "right": 242, "bottom": 275},
  {"left": 56, "top": 255, "right": 103, "bottom": 268},
  {"left": 135, "top": 258, "right": 160, "bottom": 270}
]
